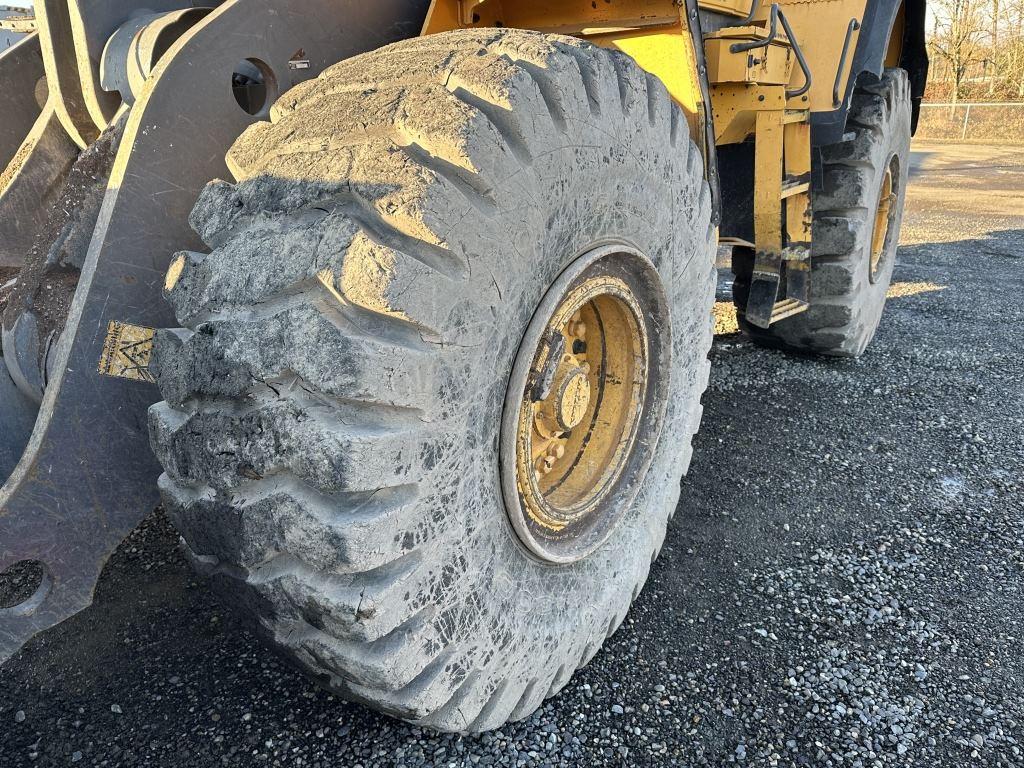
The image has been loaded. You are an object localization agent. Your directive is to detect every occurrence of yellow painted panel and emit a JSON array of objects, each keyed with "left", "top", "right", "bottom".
[
  {"left": 421, "top": 0, "right": 705, "bottom": 144},
  {"left": 596, "top": 30, "right": 702, "bottom": 121},
  {"left": 710, "top": 83, "right": 785, "bottom": 144},
  {"left": 754, "top": 109, "right": 783, "bottom": 253},
  {"left": 424, "top": 0, "right": 682, "bottom": 35},
  {"left": 885, "top": 2, "right": 905, "bottom": 67},
  {"left": 698, "top": 0, "right": 753, "bottom": 17},
  {"left": 774, "top": 0, "right": 868, "bottom": 112},
  {"left": 705, "top": 33, "right": 794, "bottom": 86},
  {"left": 423, "top": 0, "right": 462, "bottom": 34}
]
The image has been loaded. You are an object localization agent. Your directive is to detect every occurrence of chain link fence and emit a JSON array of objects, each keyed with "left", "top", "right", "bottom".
[{"left": 915, "top": 102, "right": 1024, "bottom": 144}]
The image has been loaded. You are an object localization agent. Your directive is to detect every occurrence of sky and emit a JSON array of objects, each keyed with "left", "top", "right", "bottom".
[{"left": 0, "top": 2, "right": 942, "bottom": 42}]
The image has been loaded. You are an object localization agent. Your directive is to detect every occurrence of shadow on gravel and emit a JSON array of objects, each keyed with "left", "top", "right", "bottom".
[
  {"left": 1, "top": 229, "right": 1022, "bottom": 767},
  {"left": 899, "top": 228, "right": 1023, "bottom": 262},
  {"left": 908, "top": 148, "right": 935, "bottom": 181}
]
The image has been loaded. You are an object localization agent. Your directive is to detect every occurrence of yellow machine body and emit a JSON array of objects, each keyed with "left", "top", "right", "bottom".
[
  {"left": 423, "top": 0, "right": 880, "bottom": 136},
  {"left": 425, "top": 0, "right": 708, "bottom": 148},
  {"left": 421, "top": 0, "right": 909, "bottom": 327}
]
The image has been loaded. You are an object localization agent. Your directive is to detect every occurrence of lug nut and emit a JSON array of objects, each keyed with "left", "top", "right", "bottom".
[{"left": 536, "top": 455, "right": 556, "bottom": 475}]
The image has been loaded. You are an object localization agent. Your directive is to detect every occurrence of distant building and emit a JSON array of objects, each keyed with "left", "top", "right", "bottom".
[{"left": 1, "top": 5, "right": 33, "bottom": 51}]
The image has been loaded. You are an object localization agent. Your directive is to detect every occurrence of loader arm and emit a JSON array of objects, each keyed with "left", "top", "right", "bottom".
[{"left": 0, "top": 0, "right": 430, "bottom": 664}]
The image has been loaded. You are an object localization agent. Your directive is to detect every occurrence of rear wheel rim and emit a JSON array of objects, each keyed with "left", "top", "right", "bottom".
[
  {"left": 869, "top": 155, "right": 899, "bottom": 283},
  {"left": 500, "top": 246, "right": 669, "bottom": 564}
]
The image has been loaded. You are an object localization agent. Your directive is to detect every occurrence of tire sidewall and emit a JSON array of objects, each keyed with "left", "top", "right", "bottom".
[
  {"left": 853, "top": 78, "right": 913, "bottom": 348},
  {"left": 449, "top": 169, "right": 700, "bottom": 639}
]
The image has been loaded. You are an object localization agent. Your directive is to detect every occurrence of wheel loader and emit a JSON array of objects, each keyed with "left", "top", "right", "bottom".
[{"left": 0, "top": 0, "right": 928, "bottom": 733}]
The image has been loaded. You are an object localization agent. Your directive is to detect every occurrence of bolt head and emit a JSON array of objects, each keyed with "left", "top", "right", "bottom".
[{"left": 536, "top": 455, "right": 556, "bottom": 476}]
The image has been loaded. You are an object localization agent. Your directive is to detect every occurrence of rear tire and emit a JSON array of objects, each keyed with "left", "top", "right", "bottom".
[
  {"left": 149, "top": 29, "right": 715, "bottom": 732},
  {"left": 733, "top": 68, "right": 912, "bottom": 357}
]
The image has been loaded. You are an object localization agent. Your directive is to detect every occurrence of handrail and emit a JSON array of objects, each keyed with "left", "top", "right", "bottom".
[
  {"left": 729, "top": 3, "right": 777, "bottom": 53},
  {"left": 734, "top": 0, "right": 762, "bottom": 26},
  {"left": 777, "top": 8, "right": 812, "bottom": 99},
  {"left": 832, "top": 18, "right": 860, "bottom": 107}
]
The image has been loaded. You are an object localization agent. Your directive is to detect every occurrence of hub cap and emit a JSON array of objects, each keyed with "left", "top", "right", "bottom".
[{"left": 500, "top": 246, "right": 670, "bottom": 564}]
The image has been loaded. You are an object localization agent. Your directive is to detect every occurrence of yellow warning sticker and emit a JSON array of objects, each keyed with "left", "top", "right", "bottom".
[{"left": 98, "top": 321, "right": 155, "bottom": 383}]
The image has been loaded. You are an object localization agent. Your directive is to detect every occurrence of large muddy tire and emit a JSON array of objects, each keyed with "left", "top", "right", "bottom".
[
  {"left": 149, "top": 29, "right": 715, "bottom": 732},
  {"left": 733, "top": 69, "right": 911, "bottom": 357}
]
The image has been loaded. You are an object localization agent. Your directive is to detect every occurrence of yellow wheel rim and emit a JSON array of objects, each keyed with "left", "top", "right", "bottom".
[
  {"left": 500, "top": 246, "right": 669, "bottom": 564},
  {"left": 870, "top": 156, "right": 899, "bottom": 283}
]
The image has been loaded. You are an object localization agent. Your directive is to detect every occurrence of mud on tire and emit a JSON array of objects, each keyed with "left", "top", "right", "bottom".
[
  {"left": 733, "top": 68, "right": 912, "bottom": 357},
  {"left": 149, "top": 29, "right": 715, "bottom": 732}
]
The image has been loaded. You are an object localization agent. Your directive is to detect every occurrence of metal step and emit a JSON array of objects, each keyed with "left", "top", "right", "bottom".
[
  {"left": 768, "top": 297, "right": 809, "bottom": 323},
  {"left": 781, "top": 178, "right": 810, "bottom": 198}
]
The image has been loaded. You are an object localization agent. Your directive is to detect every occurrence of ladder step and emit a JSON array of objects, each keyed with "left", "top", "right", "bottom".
[
  {"left": 783, "top": 109, "right": 810, "bottom": 124},
  {"left": 781, "top": 173, "right": 811, "bottom": 199},
  {"left": 781, "top": 180, "right": 809, "bottom": 199},
  {"left": 769, "top": 298, "right": 809, "bottom": 323}
]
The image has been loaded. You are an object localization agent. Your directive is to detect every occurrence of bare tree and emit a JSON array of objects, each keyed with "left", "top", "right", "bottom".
[
  {"left": 989, "top": 0, "right": 999, "bottom": 94},
  {"left": 929, "top": 0, "right": 988, "bottom": 104},
  {"left": 1010, "top": 0, "right": 1024, "bottom": 96}
]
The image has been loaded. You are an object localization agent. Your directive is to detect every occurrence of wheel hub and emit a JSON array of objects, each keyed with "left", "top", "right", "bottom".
[
  {"left": 500, "top": 246, "right": 670, "bottom": 564},
  {"left": 552, "top": 366, "right": 590, "bottom": 431}
]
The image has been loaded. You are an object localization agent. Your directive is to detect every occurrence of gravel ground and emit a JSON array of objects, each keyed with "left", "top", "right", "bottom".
[{"left": 1, "top": 141, "right": 1022, "bottom": 767}]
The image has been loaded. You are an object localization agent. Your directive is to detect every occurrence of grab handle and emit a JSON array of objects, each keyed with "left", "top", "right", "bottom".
[
  {"left": 730, "top": 3, "right": 778, "bottom": 53},
  {"left": 777, "top": 8, "right": 812, "bottom": 99},
  {"left": 833, "top": 18, "right": 861, "bottom": 107}
]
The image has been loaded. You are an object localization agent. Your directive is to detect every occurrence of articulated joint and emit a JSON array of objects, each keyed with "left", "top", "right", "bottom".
[{"left": 101, "top": 8, "right": 213, "bottom": 108}]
